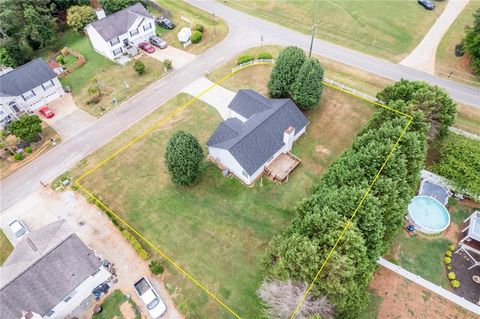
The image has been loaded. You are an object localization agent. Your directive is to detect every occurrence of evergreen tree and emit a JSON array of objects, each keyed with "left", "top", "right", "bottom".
[
  {"left": 290, "top": 58, "right": 324, "bottom": 110},
  {"left": 267, "top": 46, "right": 305, "bottom": 98}
]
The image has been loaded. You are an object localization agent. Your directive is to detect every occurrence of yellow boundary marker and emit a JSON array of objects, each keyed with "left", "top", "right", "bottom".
[{"left": 75, "top": 62, "right": 412, "bottom": 319}]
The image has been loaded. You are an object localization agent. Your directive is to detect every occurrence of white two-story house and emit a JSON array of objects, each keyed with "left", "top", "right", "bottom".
[
  {"left": 0, "top": 58, "right": 64, "bottom": 128},
  {"left": 85, "top": 3, "right": 156, "bottom": 62}
]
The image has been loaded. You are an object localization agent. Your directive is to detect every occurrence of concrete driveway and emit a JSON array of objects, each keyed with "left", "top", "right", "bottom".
[
  {"left": 148, "top": 46, "right": 196, "bottom": 70},
  {"left": 0, "top": 188, "right": 181, "bottom": 319},
  {"left": 37, "top": 94, "right": 96, "bottom": 140},
  {"left": 181, "top": 77, "right": 236, "bottom": 119}
]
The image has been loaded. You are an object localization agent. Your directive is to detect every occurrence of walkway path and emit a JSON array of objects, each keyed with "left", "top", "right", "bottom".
[
  {"left": 378, "top": 257, "right": 480, "bottom": 315},
  {"left": 400, "top": 0, "right": 470, "bottom": 73}
]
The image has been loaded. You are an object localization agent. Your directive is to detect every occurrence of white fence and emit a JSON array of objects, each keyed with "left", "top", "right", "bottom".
[{"left": 231, "top": 59, "right": 275, "bottom": 72}]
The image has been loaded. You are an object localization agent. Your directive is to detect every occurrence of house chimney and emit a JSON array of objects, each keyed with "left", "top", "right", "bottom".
[
  {"left": 283, "top": 126, "right": 295, "bottom": 152},
  {"left": 95, "top": 8, "right": 106, "bottom": 20}
]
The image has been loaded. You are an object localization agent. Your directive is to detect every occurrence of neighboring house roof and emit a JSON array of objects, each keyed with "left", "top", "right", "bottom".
[
  {"left": 207, "top": 90, "right": 309, "bottom": 175},
  {"left": 0, "top": 58, "right": 57, "bottom": 97},
  {"left": 88, "top": 3, "right": 153, "bottom": 41},
  {"left": 0, "top": 220, "right": 102, "bottom": 318}
]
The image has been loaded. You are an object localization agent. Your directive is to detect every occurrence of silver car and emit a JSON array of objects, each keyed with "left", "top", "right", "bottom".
[
  {"left": 149, "top": 36, "right": 167, "bottom": 49},
  {"left": 9, "top": 219, "right": 29, "bottom": 240}
]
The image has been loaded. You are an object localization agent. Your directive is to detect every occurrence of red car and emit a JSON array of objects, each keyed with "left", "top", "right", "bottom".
[
  {"left": 139, "top": 42, "right": 155, "bottom": 53},
  {"left": 39, "top": 106, "right": 55, "bottom": 118}
]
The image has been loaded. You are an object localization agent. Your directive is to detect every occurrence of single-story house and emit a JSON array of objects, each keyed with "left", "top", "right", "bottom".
[
  {"left": 0, "top": 220, "right": 110, "bottom": 319},
  {"left": 0, "top": 58, "right": 64, "bottom": 128},
  {"left": 85, "top": 3, "right": 155, "bottom": 62},
  {"left": 207, "top": 89, "right": 309, "bottom": 185}
]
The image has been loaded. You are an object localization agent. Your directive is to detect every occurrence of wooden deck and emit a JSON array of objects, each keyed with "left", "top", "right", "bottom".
[{"left": 264, "top": 152, "right": 301, "bottom": 183}]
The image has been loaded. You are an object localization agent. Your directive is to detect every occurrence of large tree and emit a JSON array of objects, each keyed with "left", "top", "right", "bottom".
[
  {"left": 67, "top": 5, "right": 96, "bottom": 33},
  {"left": 8, "top": 115, "right": 43, "bottom": 142},
  {"left": 463, "top": 7, "right": 480, "bottom": 74},
  {"left": 268, "top": 46, "right": 306, "bottom": 98},
  {"left": 100, "top": 0, "right": 137, "bottom": 13},
  {"left": 290, "top": 58, "right": 324, "bottom": 110},
  {"left": 377, "top": 79, "right": 456, "bottom": 140},
  {"left": 164, "top": 130, "right": 204, "bottom": 186}
]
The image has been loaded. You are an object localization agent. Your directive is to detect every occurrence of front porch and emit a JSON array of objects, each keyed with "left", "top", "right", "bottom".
[{"left": 264, "top": 152, "right": 301, "bottom": 183}]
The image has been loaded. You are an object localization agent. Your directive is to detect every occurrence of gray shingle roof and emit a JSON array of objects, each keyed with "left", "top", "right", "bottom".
[
  {"left": 89, "top": 3, "right": 153, "bottom": 41},
  {"left": 228, "top": 89, "right": 271, "bottom": 119},
  {"left": 0, "top": 220, "right": 102, "bottom": 318},
  {"left": 0, "top": 58, "right": 57, "bottom": 97},
  {"left": 207, "top": 91, "right": 309, "bottom": 175}
]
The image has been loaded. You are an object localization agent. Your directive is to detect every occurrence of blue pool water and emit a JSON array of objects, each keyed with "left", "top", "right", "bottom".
[{"left": 408, "top": 196, "right": 450, "bottom": 233}]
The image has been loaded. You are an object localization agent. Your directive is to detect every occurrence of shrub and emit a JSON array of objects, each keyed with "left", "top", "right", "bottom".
[
  {"left": 191, "top": 31, "right": 202, "bottom": 44},
  {"left": 258, "top": 52, "right": 273, "bottom": 60},
  {"left": 443, "top": 257, "right": 451, "bottom": 264},
  {"left": 447, "top": 265, "right": 452, "bottom": 270},
  {"left": 194, "top": 24, "right": 204, "bottom": 33},
  {"left": 450, "top": 280, "right": 460, "bottom": 288},
  {"left": 24, "top": 146, "right": 32, "bottom": 154},
  {"left": 133, "top": 60, "right": 145, "bottom": 75},
  {"left": 149, "top": 260, "right": 165, "bottom": 275},
  {"left": 236, "top": 54, "right": 254, "bottom": 65},
  {"left": 445, "top": 250, "right": 452, "bottom": 257},
  {"left": 448, "top": 244, "right": 456, "bottom": 251},
  {"left": 121, "top": 230, "right": 149, "bottom": 260},
  {"left": 447, "top": 272, "right": 456, "bottom": 280},
  {"left": 13, "top": 153, "right": 22, "bottom": 161},
  {"left": 164, "top": 59, "right": 173, "bottom": 70},
  {"left": 56, "top": 55, "right": 65, "bottom": 64}
]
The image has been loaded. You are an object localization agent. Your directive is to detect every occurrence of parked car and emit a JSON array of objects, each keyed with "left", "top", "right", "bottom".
[
  {"left": 418, "top": 0, "right": 435, "bottom": 10},
  {"left": 149, "top": 35, "right": 167, "bottom": 49},
  {"left": 156, "top": 16, "right": 175, "bottom": 29},
  {"left": 139, "top": 42, "right": 156, "bottom": 53},
  {"left": 39, "top": 106, "right": 55, "bottom": 118},
  {"left": 9, "top": 219, "right": 29, "bottom": 240},
  {"left": 133, "top": 277, "right": 166, "bottom": 318}
]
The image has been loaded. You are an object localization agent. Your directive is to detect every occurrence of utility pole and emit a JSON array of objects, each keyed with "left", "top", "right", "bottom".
[
  {"left": 212, "top": 13, "right": 216, "bottom": 38},
  {"left": 308, "top": 24, "right": 316, "bottom": 58}
]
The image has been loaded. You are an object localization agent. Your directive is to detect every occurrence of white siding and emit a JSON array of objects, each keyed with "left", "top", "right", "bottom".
[
  {"left": 85, "top": 25, "right": 114, "bottom": 60},
  {"left": 46, "top": 266, "right": 110, "bottom": 319}
]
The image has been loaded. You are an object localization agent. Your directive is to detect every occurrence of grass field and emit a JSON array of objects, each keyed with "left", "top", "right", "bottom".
[
  {"left": 436, "top": 2, "right": 480, "bottom": 86},
  {"left": 75, "top": 62, "right": 375, "bottom": 317},
  {"left": 0, "top": 230, "right": 13, "bottom": 265},
  {"left": 148, "top": 0, "right": 228, "bottom": 54},
  {"left": 92, "top": 290, "right": 140, "bottom": 319},
  {"left": 225, "top": 0, "right": 446, "bottom": 61}
]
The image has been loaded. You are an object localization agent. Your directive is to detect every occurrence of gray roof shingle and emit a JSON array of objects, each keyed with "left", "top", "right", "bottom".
[
  {"left": 0, "top": 58, "right": 57, "bottom": 97},
  {"left": 207, "top": 91, "right": 308, "bottom": 175},
  {"left": 89, "top": 3, "right": 153, "bottom": 41},
  {"left": 228, "top": 89, "right": 271, "bottom": 119},
  {"left": 0, "top": 220, "right": 102, "bottom": 318}
]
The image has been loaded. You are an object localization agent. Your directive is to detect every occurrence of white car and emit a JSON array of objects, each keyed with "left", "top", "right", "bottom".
[
  {"left": 8, "top": 219, "right": 29, "bottom": 240},
  {"left": 133, "top": 277, "right": 166, "bottom": 318}
]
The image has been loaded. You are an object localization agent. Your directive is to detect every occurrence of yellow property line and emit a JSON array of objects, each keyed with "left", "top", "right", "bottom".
[{"left": 74, "top": 62, "right": 412, "bottom": 319}]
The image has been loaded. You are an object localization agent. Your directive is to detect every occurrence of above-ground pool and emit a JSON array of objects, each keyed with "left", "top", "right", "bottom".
[{"left": 408, "top": 196, "right": 450, "bottom": 234}]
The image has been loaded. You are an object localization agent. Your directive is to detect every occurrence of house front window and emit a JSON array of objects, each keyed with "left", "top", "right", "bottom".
[
  {"left": 112, "top": 48, "right": 122, "bottom": 56},
  {"left": 42, "top": 80, "right": 55, "bottom": 90},
  {"left": 22, "top": 90, "right": 35, "bottom": 101},
  {"left": 110, "top": 37, "right": 120, "bottom": 46},
  {"left": 129, "top": 28, "right": 139, "bottom": 36},
  {"left": 143, "top": 23, "right": 152, "bottom": 31}
]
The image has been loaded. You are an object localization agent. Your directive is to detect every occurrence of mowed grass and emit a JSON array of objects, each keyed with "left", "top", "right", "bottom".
[
  {"left": 77, "top": 65, "right": 375, "bottom": 317},
  {"left": 436, "top": 2, "right": 480, "bottom": 86},
  {"left": 225, "top": 0, "right": 447, "bottom": 61},
  {"left": 36, "top": 30, "right": 165, "bottom": 117},
  {"left": 0, "top": 230, "right": 13, "bottom": 265},
  {"left": 148, "top": 0, "right": 228, "bottom": 54}
]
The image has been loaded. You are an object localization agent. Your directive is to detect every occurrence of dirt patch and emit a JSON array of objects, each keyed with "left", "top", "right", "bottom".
[
  {"left": 371, "top": 266, "right": 476, "bottom": 319},
  {"left": 315, "top": 144, "right": 331, "bottom": 156},
  {"left": 444, "top": 222, "right": 460, "bottom": 242},
  {"left": 120, "top": 301, "right": 135, "bottom": 319}
]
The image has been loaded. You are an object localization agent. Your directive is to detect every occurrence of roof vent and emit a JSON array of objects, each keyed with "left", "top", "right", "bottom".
[{"left": 26, "top": 238, "right": 38, "bottom": 252}]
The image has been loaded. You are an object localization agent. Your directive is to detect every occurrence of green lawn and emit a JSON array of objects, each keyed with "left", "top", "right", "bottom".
[
  {"left": 147, "top": 0, "right": 228, "bottom": 54},
  {"left": 92, "top": 290, "right": 140, "bottom": 319},
  {"left": 75, "top": 62, "right": 375, "bottom": 317},
  {"left": 225, "top": 0, "right": 447, "bottom": 61},
  {"left": 359, "top": 289, "right": 384, "bottom": 319},
  {"left": 0, "top": 230, "right": 13, "bottom": 265},
  {"left": 436, "top": 2, "right": 480, "bottom": 86}
]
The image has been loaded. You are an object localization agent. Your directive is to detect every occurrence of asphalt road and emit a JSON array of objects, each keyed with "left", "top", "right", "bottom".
[{"left": 1, "top": 1, "right": 479, "bottom": 211}]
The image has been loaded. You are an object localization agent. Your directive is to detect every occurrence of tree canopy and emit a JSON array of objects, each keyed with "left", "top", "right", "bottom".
[
  {"left": 290, "top": 58, "right": 324, "bottom": 110},
  {"left": 99, "top": 0, "right": 137, "bottom": 13},
  {"left": 67, "top": 5, "right": 96, "bottom": 33},
  {"left": 463, "top": 7, "right": 480, "bottom": 74},
  {"left": 8, "top": 115, "right": 43, "bottom": 142},
  {"left": 268, "top": 46, "right": 306, "bottom": 98},
  {"left": 164, "top": 130, "right": 204, "bottom": 186}
]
